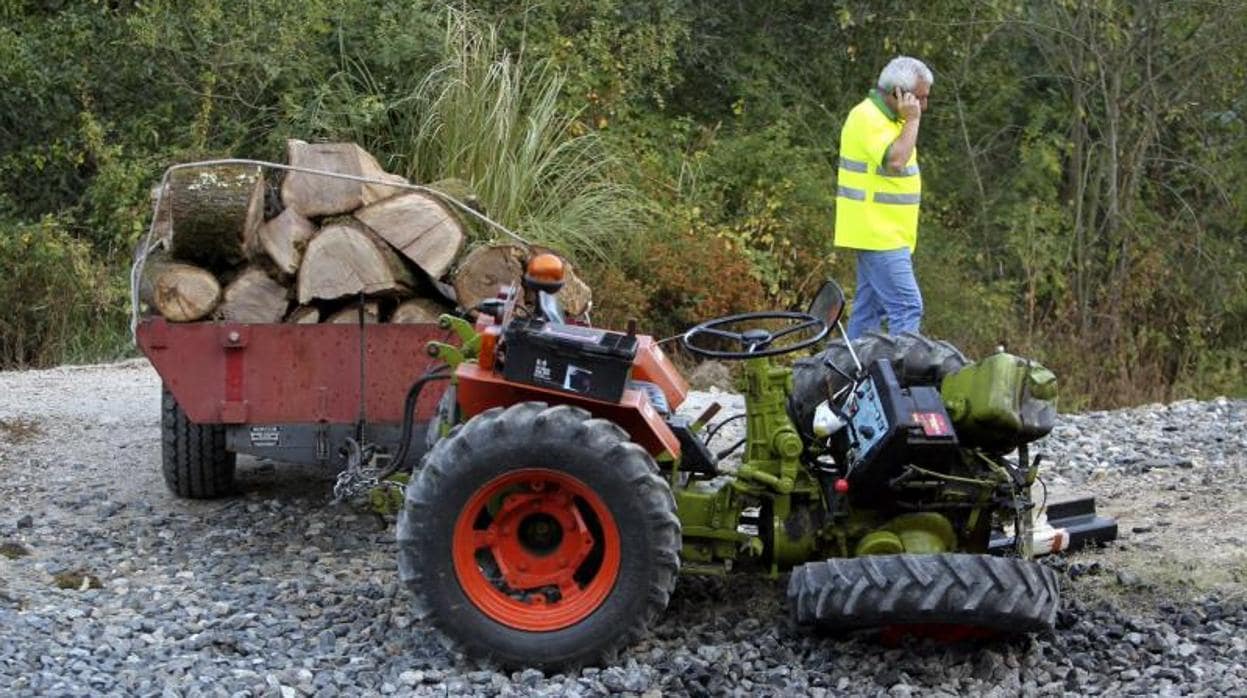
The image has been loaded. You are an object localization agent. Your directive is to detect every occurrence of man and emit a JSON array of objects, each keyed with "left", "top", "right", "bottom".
[{"left": 835, "top": 56, "right": 932, "bottom": 339}]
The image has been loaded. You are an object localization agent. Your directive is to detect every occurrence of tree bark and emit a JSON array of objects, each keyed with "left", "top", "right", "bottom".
[
  {"left": 139, "top": 254, "right": 221, "bottom": 322},
  {"left": 325, "top": 302, "right": 380, "bottom": 324},
  {"left": 559, "top": 268, "right": 593, "bottom": 318},
  {"left": 168, "top": 165, "right": 265, "bottom": 271},
  {"left": 296, "top": 220, "right": 415, "bottom": 304},
  {"left": 281, "top": 140, "right": 407, "bottom": 218},
  {"left": 286, "top": 306, "right": 321, "bottom": 324},
  {"left": 451, "top": 242, "right": 529, "bottom": 313},
  {"left": 451, "top": 242, "right": 593, "bottom": 316},
  {"left": 391, "top": 298, "right": 450, "bottom": 324},
  {"left": 354, "top": 192, "right": 466, "bottom": 279},
  {"left": 256, "top": 207, "right": 315, "bottom": 279},
  {"left": 219, "top": 267, "right": 289, "bottom": 324}
]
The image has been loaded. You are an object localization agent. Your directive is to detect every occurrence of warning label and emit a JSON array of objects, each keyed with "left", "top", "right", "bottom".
[{"left": 249, "top": 426, "right": 281, "bottom": 447}]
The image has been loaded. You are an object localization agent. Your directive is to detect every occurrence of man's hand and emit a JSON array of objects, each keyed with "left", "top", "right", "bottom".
[{"left": 894, "top": 87, "right": 921, "bottom": 122}]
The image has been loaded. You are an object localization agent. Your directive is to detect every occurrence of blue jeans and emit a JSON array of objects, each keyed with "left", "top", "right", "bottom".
[{"left": 846, "top": 248, "right": 923, "bottom": 339}]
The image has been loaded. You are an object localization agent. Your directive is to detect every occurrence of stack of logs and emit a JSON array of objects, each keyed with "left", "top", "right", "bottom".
[{"left": 140, "top": 140, "right": 591, "bottom": 325}]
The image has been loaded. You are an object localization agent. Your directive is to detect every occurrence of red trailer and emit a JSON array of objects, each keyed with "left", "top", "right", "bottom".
[
  {"left": 136, "top": 317, "right": 453, "bottom": 497},
  {"left": 131, "top": 159, "right": 481, "bottom": 499}
]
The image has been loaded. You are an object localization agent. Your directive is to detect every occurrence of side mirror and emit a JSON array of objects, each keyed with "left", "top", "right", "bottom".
[{"left": 807, "top": 280, "right": 846, "bottom": 330}]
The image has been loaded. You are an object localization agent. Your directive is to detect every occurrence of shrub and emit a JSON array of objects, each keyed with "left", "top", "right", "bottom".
[{"left": 0, "top": 217, "right": 130, "bottom": 368}]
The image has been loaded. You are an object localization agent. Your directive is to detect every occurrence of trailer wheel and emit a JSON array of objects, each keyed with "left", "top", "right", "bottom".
[
  {"left": 161, "top": 386, "right": 235, "bottom": 499},
  {"left": 788, "top": 554, "right": 1059, "bottom": 633},
  {"left": 398, "top": 402, "right": 681, "bottom": 669}
]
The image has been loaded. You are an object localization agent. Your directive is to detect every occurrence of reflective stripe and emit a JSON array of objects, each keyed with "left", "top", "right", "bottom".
[
  {"left": 838, "top": 157, "right": 869, "bottom": 173},
  {"left": 836, "top": 185, "right": 866, "bottom": 201},
  {"left": 873, "top": 192, "right": 921, "bottom": 205},
  {"left": 875, "top": 164, "right": 920, "bottom": 177}
]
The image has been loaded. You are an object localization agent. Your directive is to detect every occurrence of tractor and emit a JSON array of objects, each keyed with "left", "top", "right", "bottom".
[{"left": 395, "top": 252, "right": 1116, "bottom": 669}]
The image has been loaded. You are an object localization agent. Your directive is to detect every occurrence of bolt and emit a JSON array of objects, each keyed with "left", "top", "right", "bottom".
[
  {"left": 518, "top": 563, "right": 528, "bottom": 572},
  {"left": 228, "top": 331, "right": 240, "bottom": 342}
]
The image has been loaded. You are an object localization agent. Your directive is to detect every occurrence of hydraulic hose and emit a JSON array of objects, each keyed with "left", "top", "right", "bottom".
[{"left": 375, "top": 366, "right": 452, "bottom": 481}]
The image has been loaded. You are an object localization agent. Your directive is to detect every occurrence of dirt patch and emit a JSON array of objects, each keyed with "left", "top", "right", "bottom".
[
  {"left": 0, "top": 417, "right": 42, "bottom": 444},
  {"left": 1059, "top": 463, "right": 1247, "bottom": 609}
]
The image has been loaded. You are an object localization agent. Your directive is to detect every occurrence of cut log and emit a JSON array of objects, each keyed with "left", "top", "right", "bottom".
[
  {"left": 281, "top": 140, "right": 407, "bottom": 218},
  {"left": 354, "top": 192, "right": 466, "bottom": 279},
  {"left": 286, "top": 306, "right": 321, "bottom": 324},
  {"left": 391, "top": 298, "right": 450, "bottom": 324},
  {"left": 559, "top": 269, "right": 593, "bottom": 318},
  {"left": 139, "top": 255, "right": 221, "bottom": 322},
  {"left": 451, "top": 242, "right": 529, "bottom": 313},
  {"left": 167, "top": 165, "right": 265, "bottom": 271},
  {"left": 219, "top": 268, "right": 289, "bottom": 323},
  {"left": 451, "top": 242, "right": 593, "bottom": 317},
  {"left": 296, "top": 220, "right": 415, "bottom": 304},
  {"left": 325, "top": 302, "right": 380, "bottom": 324},
  {"left": 256, "top": 207, "right": 315, "bottom": 278},
  {"left": 149, "top": 183, "right": 172, "bottom": 246}
]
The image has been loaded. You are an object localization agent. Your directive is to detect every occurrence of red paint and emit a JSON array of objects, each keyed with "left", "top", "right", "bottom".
[
  {"left": 834, "top": 478, "right": 850, "bottom": 494},
  {"left": 452, "top": 468, "right": 621, "bottom": 631},
  {"left": 454, "top": 362, "right": 682, "bottom": 458},
  {"left": 137, "top": 318, "right": 453, "bottom": 424},
  {"left": 912, "top": 411, "right": 952, "bottom": 437},
  {"left": 631, "top": 336, "right": 688, "bottom": 412}
]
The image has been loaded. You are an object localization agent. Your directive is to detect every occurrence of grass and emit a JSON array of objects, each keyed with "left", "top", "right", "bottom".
[{"left": 316, "top": 7, "right": 644, "bottom": 266}]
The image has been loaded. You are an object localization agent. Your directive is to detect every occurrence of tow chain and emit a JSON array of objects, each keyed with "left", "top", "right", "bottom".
[
  {"left": 331, "top": 437, "right": 411, "bottom": 515},
  {"left": 333, "top": 437, "right": 388, "bottom": 502}
]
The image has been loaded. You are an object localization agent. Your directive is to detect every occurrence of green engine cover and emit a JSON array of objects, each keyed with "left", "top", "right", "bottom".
[{"left": 940, "top": 351, "right": 1057, "bottom": 451}]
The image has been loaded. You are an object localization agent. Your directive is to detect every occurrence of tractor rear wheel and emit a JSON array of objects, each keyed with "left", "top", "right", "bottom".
[
  {"left": 790, "top": 331, "right": 968, "bottom": 435},
  {"left": 161, "top": 386, "right": 235, "bottom": 498},
  {"left": 787, "top": 554, "right": 1059, "bottom": 633},
  {"left": 398, "top": 402, "right": 681, "bottom": 669}
]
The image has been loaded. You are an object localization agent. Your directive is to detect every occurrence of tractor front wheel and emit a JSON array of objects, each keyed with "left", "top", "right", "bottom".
[
  {"left": 398, "top": 402, "right": 681, "bottom": 669},
  {"left": 788, "top": 554, "right": 1059, "bottom": 634}
]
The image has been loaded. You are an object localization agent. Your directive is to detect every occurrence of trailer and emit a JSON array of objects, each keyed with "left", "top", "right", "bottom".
[
  {"left": 137, "top": 318, "right": 451, "bottom": 494},
  {"left": 130, "top": 159, "right": 482, "bottom": 499}
]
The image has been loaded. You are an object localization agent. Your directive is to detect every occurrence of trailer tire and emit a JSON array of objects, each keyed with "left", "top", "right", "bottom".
[
  {"left": 161, "top": 386, "right": 235, "bottom": 499},
  {"left": 398, "top": 402, "right": 681, "bottom": 670},
  {"left": 790, "top": 331, "right": 968, "bottom": 436},
  {"left": 788, "top": 554, "right": 1059, "bottom": 633}
]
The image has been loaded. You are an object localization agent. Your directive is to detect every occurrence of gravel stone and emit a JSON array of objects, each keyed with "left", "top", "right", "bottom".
[{"left": 0, "top": 360, "right": 1244, "bottom": 696}]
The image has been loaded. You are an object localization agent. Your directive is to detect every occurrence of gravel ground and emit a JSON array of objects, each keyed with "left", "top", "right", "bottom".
[{"left": 1, "top": 360, "right": 1245, "bottom": 696}]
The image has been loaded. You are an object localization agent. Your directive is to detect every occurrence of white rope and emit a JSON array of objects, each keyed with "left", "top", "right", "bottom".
[{"left": 130, "top": 159, "right": 531, "bottom": 337}]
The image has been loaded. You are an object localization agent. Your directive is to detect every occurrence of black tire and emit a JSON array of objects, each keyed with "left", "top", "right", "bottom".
[
  {"left": 787, "top": 554, "right": 1058, "bottom": 632},
  {"left": 161, "top": 386, "right": 235, "bottom": 498},
  {"left": 397, "top": 402, "right": 681, "bottom": 669},
  {"left": 790, "top": 331, "right": 968, "bottom": 435},
  {"left": 423, "top": 383, "right": 458, "bottom": 452}
]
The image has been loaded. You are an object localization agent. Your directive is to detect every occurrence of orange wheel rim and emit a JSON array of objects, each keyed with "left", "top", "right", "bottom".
[{"left": 452, "top": 468, "right": 621, "bottom": 631}]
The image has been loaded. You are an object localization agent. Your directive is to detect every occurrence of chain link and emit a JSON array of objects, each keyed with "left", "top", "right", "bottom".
[{"left": 332, "top": 437, "right": 391, "bottom": 504}]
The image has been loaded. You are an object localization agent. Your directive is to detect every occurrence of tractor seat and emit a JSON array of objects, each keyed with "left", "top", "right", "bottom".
[{"left": 627, "top": 380, "right": 670, "bottom": 415}]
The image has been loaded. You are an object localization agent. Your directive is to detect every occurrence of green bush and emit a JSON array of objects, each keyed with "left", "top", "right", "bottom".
[{"left": 0, "top": 217, "right": 130, "bottom": 368}]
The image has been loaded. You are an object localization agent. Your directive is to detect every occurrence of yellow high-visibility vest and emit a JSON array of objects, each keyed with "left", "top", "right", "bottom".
[{"left": 834, "top": 92, "right": 922, "bottom": 251}]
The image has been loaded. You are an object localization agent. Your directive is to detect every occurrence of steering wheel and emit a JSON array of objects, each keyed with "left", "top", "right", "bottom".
[{"left": 681, "top": 311, "right": 828, "bottom": 360}]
